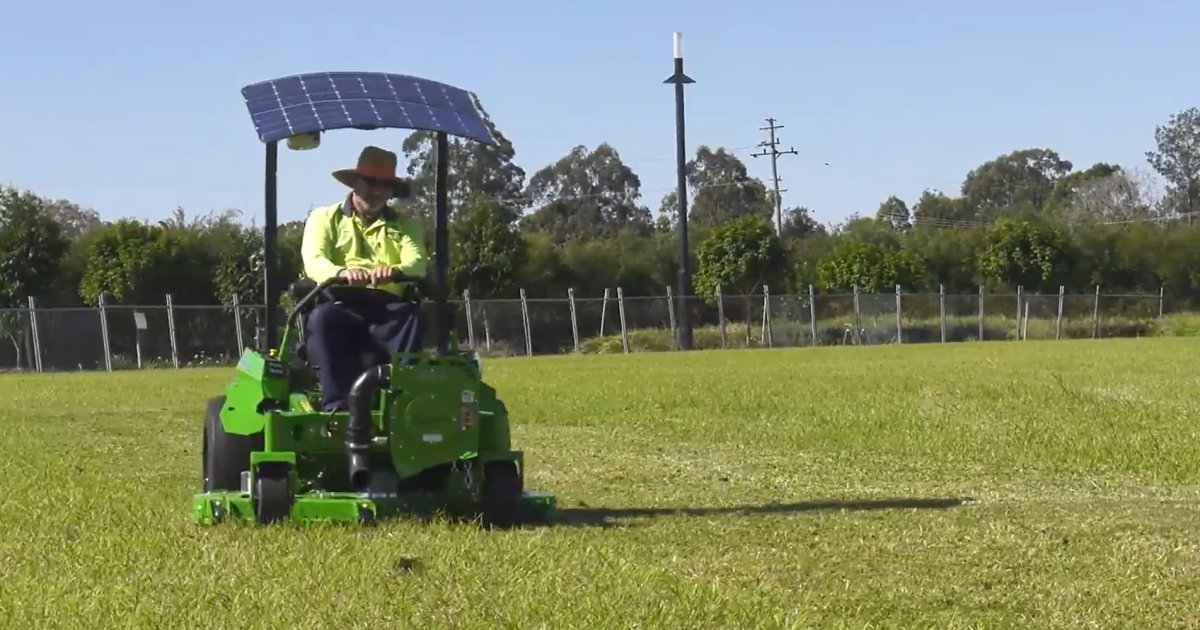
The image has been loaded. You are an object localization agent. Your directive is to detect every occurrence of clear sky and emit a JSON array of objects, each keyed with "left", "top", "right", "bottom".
[{"left": 1, "top": 0, "right": 1196, "bottom": 228}]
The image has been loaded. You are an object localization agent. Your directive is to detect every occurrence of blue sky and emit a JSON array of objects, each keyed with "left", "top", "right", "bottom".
[{"left": 1, "top": 0, "right": 1196, "bottom": 228}]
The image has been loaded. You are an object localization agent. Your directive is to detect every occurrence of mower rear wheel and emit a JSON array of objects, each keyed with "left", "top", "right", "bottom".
[
  {"left": 202, "top": 395, "right": 263, "bottom": 492},
  {"left": 253, "top": 463, "right": 293, "bottom": 524},
  {"left": 481, "top": 461, "right": 523, "bottom": 528}
]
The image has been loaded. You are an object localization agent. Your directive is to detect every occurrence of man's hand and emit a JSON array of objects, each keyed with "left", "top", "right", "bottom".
[
  {"left": 339, "top": 268, "right": 370, "bottom": 285},
  {"left": 369, "top": 266, "right": 395, "bottom": 285}
]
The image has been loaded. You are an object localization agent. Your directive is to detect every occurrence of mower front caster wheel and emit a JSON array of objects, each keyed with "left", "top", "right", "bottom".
[{"left": 253, "top": 463, "right": 294, "bottom": 524}]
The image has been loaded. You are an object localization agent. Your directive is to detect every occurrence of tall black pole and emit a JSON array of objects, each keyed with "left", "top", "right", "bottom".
[
  {"left": 433, "top": 131, "right": 451, "bottom": 355},
  {"left": 262, "top": 140, "right": 279, "bottom": 354},
  {"left": 664, "top": 32, "right": 694, "bottom": 350}
]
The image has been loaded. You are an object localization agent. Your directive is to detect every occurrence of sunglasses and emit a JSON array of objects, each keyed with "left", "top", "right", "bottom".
[{"left": 358, "top": 176, "right": 392, "bottom": 189}]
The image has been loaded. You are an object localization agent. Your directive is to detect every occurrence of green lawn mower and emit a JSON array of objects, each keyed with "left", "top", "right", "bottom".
[{"left": 191, "top": 70, "right": 556, "bottom": 527}]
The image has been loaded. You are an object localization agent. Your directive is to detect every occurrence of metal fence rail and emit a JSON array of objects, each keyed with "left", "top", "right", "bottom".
[{"left": 0, "top": 284, "right": 1171, "bottom": 372}]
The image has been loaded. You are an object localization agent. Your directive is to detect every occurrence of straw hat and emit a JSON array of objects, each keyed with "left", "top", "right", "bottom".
[{"left": 331, "top": 145, "right": 412, "bottom": 198}]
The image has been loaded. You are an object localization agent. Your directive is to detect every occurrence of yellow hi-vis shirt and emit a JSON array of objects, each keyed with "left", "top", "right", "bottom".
[{"left": 300, "top": 196, "right": 428, "bottom": 296}]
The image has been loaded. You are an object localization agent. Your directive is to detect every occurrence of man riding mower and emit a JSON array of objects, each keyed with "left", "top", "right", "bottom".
[{"left": 191, "top": 70, "right": 555, "bottom": 527}]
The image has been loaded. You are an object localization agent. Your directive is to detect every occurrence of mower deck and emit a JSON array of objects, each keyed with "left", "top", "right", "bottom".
[{"left": 192, "top": 489, "right": 558, "bottom": 525}]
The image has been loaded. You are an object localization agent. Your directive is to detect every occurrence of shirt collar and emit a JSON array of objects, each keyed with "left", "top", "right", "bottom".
[{"left": 341, "top": 193, "right": 395, "bottom": 222}]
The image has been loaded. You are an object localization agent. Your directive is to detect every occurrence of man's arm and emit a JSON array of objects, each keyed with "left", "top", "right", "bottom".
[
  {"left": 393, "top": 218, "right": 428, "bottom": 278},
  {"left": 300, "top": 210, "right": 344, "bottom": 282}
]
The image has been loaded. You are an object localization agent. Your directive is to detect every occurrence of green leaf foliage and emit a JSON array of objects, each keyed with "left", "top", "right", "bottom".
[
  {"left": 976, "top": 217, "right": 1074, "bottom": 291},
  {"left": 7, "top": 106, "right": 1200, "bottom": 309},
  {"left": 0, "top": 186, "right": 68, "bottom": 308},
  {"left": 693, "top": 215, "right": 784, "bottom": 298}
]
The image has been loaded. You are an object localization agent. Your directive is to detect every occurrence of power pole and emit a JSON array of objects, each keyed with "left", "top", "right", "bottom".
[{"left": 751, "top": 117, "right": 797, "bottom": 234}]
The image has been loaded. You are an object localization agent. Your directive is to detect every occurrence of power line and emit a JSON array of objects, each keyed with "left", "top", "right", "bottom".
[{"left": 750, "top": 117, "right": 798, "bottom": 234}]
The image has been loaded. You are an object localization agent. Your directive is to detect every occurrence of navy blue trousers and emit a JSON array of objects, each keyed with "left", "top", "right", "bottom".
[{"left": 304, "top": 300, "right": 422, "bottom": 411}]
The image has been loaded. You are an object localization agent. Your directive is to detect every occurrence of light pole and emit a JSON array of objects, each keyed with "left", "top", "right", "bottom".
[{"left": 664, "top": 32, "right": 695, "bottom": 350}]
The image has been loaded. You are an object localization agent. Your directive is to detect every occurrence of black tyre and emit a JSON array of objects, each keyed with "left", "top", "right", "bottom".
[
  {"left": 202, "top": 395, "right": 263, "bottom": 492},
  {"left": 253, "top": 462, "right": 294, "bottom": 524},
  {"left": 481, "top": 461, "right": 523, "bottom": 528}
]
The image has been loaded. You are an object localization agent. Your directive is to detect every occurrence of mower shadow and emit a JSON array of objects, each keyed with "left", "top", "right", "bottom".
[{"left": 507, "top": 496, "right": 972, "bottom": 530}]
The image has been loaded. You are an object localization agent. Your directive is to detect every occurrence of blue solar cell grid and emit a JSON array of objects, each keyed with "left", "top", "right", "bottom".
[{"left": 241, "top": 72, "right": 498, "bottom": 145}]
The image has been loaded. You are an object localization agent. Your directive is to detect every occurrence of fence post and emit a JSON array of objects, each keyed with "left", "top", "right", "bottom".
[
  {"left": 1092, "top": 284, "right": 1101, "bottom": 339},
  {"left": 1159, "top": 284, "right": 1165, "bottom": 318},
  {"left": 98, "top": 293, "right": 113, "bottom": 372},
  {"left": 482, "top": 304, "right": 492, "bottom": 352},
  {"left": 762, "top": 284, "right": 772, "bottom": 348},
  {"left": 852, "top": 285, "right": 862, "bottom": 345},
  {"left": 599, "top": 288, "right": 609, "bottom": 336},
  {"left": 894, "top": 284, "right": 902, "bottom": 344},
  {"left": 464, "top": 290, "right": 475, "bottom": 349},
  {"left": 568, "top": 288, "right": 580, "bottom": 354},
  {"left": 26, "top": 296, "right": 42, "bottom": 373},
  {"left": 519, "top": 288, "right": 531, "bottom": 356},
  {"left": 617, "top": 287, "right": 629, "bottom": 353},
  {"left": 1022, "top": 300, "right": 1030, "bottom": 340},
  {"left": 232, "top": 293, "right": 245, "bottom": 355},
  {"left": 978, "top": 285, "right": 984, "bottom": 341},
  {"left": 716, "top": 284, "right": 727, "bottom": 349},
  {"left": 1016, "top": 285, "right": 1023, "bottom": 339},
  {"left": 166, "top": 293, "right": 179, "bottom": 368},
  {"left": 808, "top": 284, "right": 817, "bottom": 346},
  {"left": 939, "top": 284, "right": 947, "bottom": 343},
  {"left": 1055, "top": 285, "right": 1065, "bottom": 340},
  {"left": 665, "top": 285, "right": 677, "bottom": 350}
]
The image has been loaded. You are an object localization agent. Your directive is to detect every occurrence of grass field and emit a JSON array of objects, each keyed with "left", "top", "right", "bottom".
[{"left": 2, "top": 337, "right": 1200, "bottom": 628}]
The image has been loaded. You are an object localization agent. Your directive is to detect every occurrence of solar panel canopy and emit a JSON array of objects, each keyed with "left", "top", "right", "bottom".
[{"left": 241, "top": 71, "right": 499, "bottom": 146}]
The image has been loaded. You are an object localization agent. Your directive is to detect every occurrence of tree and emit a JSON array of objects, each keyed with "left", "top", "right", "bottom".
[
  {"left": 901, "top": 225, "right": 984, "bottom": 292},
  {"left": 875, "top": 196, "right": 912, "bottom": 231},
  {"left": 834, "top": 214, "right": 904, "bottom": 248},
  {"left": 41, "top": 198, "right": 102, "bottom": 242},
  {"left": 521, "top": 143, "right": 651, "bottom": 242},
  {"left": 514, "top": 232, "right": 572, "bottom": 298},
  {"left": 693, "top": 215, "right": 785, "bottom": 298},
  {"left": 1045, "top": 162, "right": 1122, "bottom": 213},
  {"left": 959, "top": 148, "right": 1073, "bottom": 220},
  {"left": 0, "top": 186, "right": 69, "bottom": 306},
  {"left": 0, "top": 186, "right": 69, "bottom": 368},
  {"left": 692, "top": 215, "right": 784, "bottom": 345},
  {"left": 780, "top": 206, "right": 825, "bottom": 239},
  {"left": 659, "top": 146, "right": 773, "bottom": 232},
  {"left": 399, "top": 97, "right": 526, "bottom": 222},
  {"left": 816, "top": 238, "right": 925, "bottom": 293},
  {"left": 450, "top": 198, "right": 526, "bottom": 299},
  {"left": 976, "top": 217, "right": 1075, "bottom": 292},
  {"left": 77, "top": 219, "right": 217, "bottom": 306},
  {"left": 784, "top": 230, "right": 835, "bottom": 292},
  {"left": 1146, "top": 107, "right": 1200, "bottom": 222},
  {"left": 1050, "top": 166, "right": 1161, "bottom": 224},
  {"left": 911, "top": 189, "right": 971, "bottom": 226}
]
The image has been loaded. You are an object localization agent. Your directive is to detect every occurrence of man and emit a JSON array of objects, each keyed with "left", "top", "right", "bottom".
[{"left": 300, "top": 145, "right": 428, "bottom": 411}]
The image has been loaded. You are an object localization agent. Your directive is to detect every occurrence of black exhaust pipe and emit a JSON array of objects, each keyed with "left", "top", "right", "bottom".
[{"left": 346, "top": 364, "right": 389, "bottom": 492}]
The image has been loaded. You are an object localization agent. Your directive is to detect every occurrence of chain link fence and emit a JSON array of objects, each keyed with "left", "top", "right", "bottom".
[{"left": 0, "top": 284, "right": 1172, "bottom": 372}]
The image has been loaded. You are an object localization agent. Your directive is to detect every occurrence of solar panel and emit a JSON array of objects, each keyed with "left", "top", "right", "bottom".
[{"left": 240, "top": 71, "right": 499, "bottom": 146}]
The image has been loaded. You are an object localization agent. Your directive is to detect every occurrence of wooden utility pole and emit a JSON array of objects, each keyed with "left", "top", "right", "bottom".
[{"left": 751, "top": 117, "right": 797, "bottom": 234}]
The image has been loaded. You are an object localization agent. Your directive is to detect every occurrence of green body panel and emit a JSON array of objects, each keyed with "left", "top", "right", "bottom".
[
  {"left": 387, "top": 359, "right": 488, "bottom": 477},
  {"left": 218, "top": 349, "right": 291, "bottom": 435},
  {"left": 250, "top": 449, "right": 296, "bottom": 466}
]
